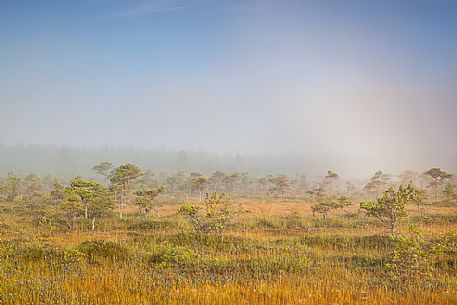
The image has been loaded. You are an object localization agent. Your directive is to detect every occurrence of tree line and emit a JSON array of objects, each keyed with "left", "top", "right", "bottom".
[{"left": 0, "top": 163, "right": 455, "bottom": 232}]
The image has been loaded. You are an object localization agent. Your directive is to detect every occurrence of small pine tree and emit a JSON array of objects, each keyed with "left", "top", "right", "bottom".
[{"left": 360, "top": 182, "right": 423, "bottom": 235}]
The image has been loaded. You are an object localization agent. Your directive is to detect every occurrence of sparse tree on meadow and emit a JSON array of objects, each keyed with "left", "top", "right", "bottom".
[
  {"left": 60, "top": 192, "right": 85, "bottom": 230},
  {"left": 65, "top": 178, "right": 101, "bottom": 219},
  {"left": 443, "top": 179, "right": 457, "bottom": 204},
  {"left": 23, "top": 173, "right": 43, "bottom": 205},
  {"left": 294, "top": 174, "right": 309, "bottom": 196},
  {"left": 165, "top": 175, "right": 179, "bottom": 193},
  {"left": 225, "top": 172, "right": 241, "bottom": 195},
  {"left": 179, "top": 192, "right": 242, "bottom": 241},
  {"left": 166, "top": 171, "right": 188, "bottom": 196},
  {"left": 0, "top": 180, "right": 5, "bottom": 201},
  {"left": 345, "top": 180, "right": 356, "bottom": 199},
  {"left": 364, "top": 170, "right": 391, "bottom": 199},
  {"left": 137, "top": 170, "right": 160, "bottom": 189},
  {"left": 360, "top": 182, "right": 423, "bottom": 235},
  {"left": 190, "top": 172, "right": 208, "bottom": 202},
  {"left": 63, "top": 178, "right": 114, "bottom": 230},
  {"left": 5, "top": 173, "right": 21, "bottom": 209},
  {"left": 398, "top": 170, "right": 418, "bottom": 186},
  {"left": 256, "top": 177, "right": 268, "bottom": 196},
  {"left": 134, "top": 186, "right": 165, "bottom": 217},
  {"left": 50, "top": 178, "right": 65, "bottom": 202},
  {"left": 110, "top": 163, "right": 142, "bottom": 219},
  {"left": 311, "top": 195, "right": 351, "bottom": 220},
  {"left": 324, "top": 170, "right": 339, "bottom": 197},
  {"left": 272, "top": 175, "right": 290, "bottom": 198},
  {"left": 423, "top": 168, "right": 452, "bottom": 201},
  {"left": 88, "top": 187, "right": 114, "bottom": 230},
  {"left": 240, "top": 172, "right": 250, "bottom": 195},
  {"left": 209, "top": 171, "right": 226, "bottom": 193},
  {"left": 92, "top": 162, "right": 112, "bottom": 179}
]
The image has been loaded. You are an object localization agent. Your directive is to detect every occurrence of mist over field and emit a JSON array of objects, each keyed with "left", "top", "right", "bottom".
[
  {"left": 0, "top": 145, "right": 456, "bottom": 179},
  {"left": 1, "top": 0, "right": 457, "bottom": 179}
]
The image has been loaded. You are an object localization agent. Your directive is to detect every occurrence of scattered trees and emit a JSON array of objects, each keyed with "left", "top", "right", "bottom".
[{"left": 0, "top": 166, "right": 454, "bottom": 235}]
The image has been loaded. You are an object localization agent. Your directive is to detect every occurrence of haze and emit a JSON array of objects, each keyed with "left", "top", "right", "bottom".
[{"left": 1, "top": 0, "right": 457, "bottom": 176}]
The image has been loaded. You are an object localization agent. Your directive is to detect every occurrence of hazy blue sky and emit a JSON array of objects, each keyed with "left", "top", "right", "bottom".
[{"left": 1, "top": 0, "right": 457, "bottom": 156}]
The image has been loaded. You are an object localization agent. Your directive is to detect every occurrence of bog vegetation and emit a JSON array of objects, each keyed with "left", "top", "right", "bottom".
[{"left": 0, "top": 164, "right": 456, "bottom": 304}]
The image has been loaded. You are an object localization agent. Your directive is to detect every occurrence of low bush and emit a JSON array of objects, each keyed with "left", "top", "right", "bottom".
[
  {"left": 149, "top": 245, "right": 193, "bottom": 266},
  {"left": 77, "top": 240, "right": 129, "bottom": 263}
]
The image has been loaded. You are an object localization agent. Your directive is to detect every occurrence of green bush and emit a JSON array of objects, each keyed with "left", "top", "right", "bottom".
[
  {"left": 127, "top": 219, "right": 174, "bottom": 230},
  {"left": 3, "top": 243, "right": 85, "bottom": 265},
  {"left": 149, "top": 246, "right": 193, "bottom": 266},
  {"left": 77, "top": 240, "right": 129, "bottom": 263},
  {"left": 385, "top": 225, "right": 446, "bottom": 289}
]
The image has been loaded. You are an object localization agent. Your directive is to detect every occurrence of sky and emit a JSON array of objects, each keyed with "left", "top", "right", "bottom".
[{"left": 1, "top": 0, "right": 457, "bottom": 160}]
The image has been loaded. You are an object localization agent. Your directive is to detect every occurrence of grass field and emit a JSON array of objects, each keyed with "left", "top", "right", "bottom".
[{"left": 0, "top": 198, "right": 456, "bottom": 305}]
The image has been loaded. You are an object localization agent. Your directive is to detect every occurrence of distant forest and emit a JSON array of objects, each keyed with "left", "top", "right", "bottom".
[{"left": 0, "top": 144, "right": 456, "bottom": 179}]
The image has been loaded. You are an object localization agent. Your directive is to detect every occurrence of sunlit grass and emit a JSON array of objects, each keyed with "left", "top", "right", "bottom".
[{"left": 0, "top": 200, "right": 456, "bottom": 304}]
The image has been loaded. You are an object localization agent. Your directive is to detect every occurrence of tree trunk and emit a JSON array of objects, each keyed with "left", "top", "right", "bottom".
[
  {"left": 84, "top": 204, "right": 88, "bottom": 219},
  {"left": 91, "top": 217, "right": 96, "bottom": 231},
  {"left": 118, "top": 202, "right": 123, "bottom": 219},
  {"left": 118, "top": 191, "right": 123, "bottom": 219},
  {"left": 434, "top": 180, "right": 438, "bottom": 201},
  {"left": 390, "top": 220, "right": 395, "bottom": 235}
]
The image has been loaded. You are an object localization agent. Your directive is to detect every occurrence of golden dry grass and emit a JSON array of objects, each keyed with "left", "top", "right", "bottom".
[{"left": 0, "top": 199, "right": 456, "bottom": 304}]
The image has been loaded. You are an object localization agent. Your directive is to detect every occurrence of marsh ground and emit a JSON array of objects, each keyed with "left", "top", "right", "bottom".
[{"left": 0, "top": 198, "right": 456, "bottom": 305}]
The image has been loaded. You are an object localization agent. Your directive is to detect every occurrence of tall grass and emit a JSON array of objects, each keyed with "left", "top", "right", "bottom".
[{"left": 0, "top": 202, "right": 456, "bottom": 304}]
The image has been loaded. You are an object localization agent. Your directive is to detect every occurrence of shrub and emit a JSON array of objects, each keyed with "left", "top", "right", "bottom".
[
  {"left": 77, "top": 240, "right": 129, "bottom": 263},
  {"left": 179, "top": 192, "right": 243, "bottom": 241},
  {"left": 385, "top": 225, "right": 446, "bottom": 289},
  {"left": 149, "top": 246, "right": 193, "bottom": 266},
  {"left": 127, "top": 219, "right": 174, "bottom": 231},
  {"left": 4, "top": 243, "right": 85, "bottom": 266}
]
